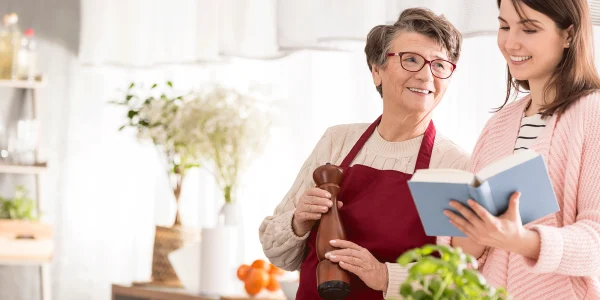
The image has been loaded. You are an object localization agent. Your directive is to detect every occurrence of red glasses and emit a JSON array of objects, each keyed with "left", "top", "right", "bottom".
[{"left": 387, "top": 52, "right": 456, "bottom": 79}]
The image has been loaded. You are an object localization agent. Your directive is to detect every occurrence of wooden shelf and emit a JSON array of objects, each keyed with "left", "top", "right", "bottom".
[
  {"left": 0, "top": 162, "right": 47, "bottom": 174},
  {"left": 0, "top": 220, "right": 53, "bottom": 266},
  {"left": 0, "top": 77, "right": 46, "bottom": 89},
  {"left": 0, "top": 256, "right": 52, "bottom": 265},
  {"left": 0, "top": 74, "right": 51, "bottom": 300}
]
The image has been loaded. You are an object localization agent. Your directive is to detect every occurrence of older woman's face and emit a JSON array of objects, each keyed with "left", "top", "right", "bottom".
[{"left": 372, "top": 32, "right": 451, "bottom": 115}]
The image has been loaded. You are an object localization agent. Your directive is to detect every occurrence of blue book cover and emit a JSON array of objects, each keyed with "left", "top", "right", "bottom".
[{"left": 407, "top": 149, "right": 559, "bottom": 237}]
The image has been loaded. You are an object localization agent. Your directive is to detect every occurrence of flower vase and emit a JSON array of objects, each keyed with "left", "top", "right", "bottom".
[
  {"left": 219, "top": 201, "right": 239, "bottom": 226},
  {"left": 149, "top": 172, "right": 199, "bottom": 287},
  {"left": 150, "top": 224, "right": 199, "bottom": 287},
  {"left": 171, "top": 170, "right": 183, "bottom": 226},
  {"left": 218, "top": 200, "right": 245, "bottom": 266}
]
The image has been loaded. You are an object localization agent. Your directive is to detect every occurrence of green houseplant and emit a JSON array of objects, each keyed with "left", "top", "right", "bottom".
[
  {"left": 396, "top": 244, "right": 508, "bottom": 300},
  {"left": 0, "top": 186, "right": 38, "bottom": 221},
  {"left": 0, "top": 186, "right": 52, "bottom": 264}
]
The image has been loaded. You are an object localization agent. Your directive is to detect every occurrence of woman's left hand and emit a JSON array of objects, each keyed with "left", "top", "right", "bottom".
[
  {"left": 325, "top": 239, "right": 388, "bottom": 292},
  {"left": 444, "top": 192, "right": 539, "bottom": 258}
]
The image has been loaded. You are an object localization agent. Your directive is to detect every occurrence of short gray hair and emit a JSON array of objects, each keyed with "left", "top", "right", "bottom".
[{"left": 365, "top": 8, "right": 462, "bottom": 96}]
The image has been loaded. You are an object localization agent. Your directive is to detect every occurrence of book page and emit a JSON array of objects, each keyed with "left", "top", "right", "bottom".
[
  {"left": 476, "top": 149, "right": 539, "bottom": 182},
  {"left": 410, "top": 169, "right": 476, "bottom": 184}
]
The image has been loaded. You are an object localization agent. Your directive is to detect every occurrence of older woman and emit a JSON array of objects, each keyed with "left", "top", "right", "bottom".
[{"left": 259, "top": 8, "right": 468, "bottom": 299}]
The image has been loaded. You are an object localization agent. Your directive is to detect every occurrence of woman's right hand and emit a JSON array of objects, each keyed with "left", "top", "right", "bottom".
[{"left": 292, "top": 187, "right": 343, "bottom": 237}]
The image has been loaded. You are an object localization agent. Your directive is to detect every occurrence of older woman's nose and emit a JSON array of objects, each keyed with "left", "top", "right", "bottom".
[{"left": 415, "top": 63, "right": 434, "bottom": 82}]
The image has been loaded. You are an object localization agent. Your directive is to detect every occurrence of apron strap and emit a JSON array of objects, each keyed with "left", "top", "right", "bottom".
[
  {"left": 414, "top": 120, "right": 436, "bottom": 171},
  {"left": 340, "top": 116, "right": 436, "bottom": 170},
  {"left": 340, "top": 116, "right": 381, "bottom": 167}
]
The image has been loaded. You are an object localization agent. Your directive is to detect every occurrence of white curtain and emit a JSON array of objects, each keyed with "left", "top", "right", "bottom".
[
  {"left": 79, "top": 0, "right": 504, "bottom": 65},
  {"left": 79, "top": 0, "right": 281, "bottom": 65}
]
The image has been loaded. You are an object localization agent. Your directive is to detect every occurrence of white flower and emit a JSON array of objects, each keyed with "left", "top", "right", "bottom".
[{"left": 114, "top": 82, "right": 273, "bottom": 202}]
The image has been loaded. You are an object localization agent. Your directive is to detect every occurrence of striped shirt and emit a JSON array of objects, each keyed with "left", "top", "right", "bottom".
[{"left": 514, "top": 113, "right": 550, "bottom": 153}]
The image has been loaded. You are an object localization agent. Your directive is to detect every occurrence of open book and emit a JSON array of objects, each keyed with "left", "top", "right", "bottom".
[{"left": 407, "top": 149, "right": 559, "bottom": 237}]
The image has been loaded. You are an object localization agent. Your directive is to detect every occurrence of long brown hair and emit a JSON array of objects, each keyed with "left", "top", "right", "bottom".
[{"left": 497, "top": 0, "right": 600, "bottom": 117}]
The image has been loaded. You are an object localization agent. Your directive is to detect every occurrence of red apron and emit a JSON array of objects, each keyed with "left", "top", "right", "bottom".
[{"left": 296, "top": 116, "right": 437, "bottom": 299}]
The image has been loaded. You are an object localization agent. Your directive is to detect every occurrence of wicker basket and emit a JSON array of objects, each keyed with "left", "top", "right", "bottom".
[{"left": 150, "top": 225, "right": 200, "bottom": 287}]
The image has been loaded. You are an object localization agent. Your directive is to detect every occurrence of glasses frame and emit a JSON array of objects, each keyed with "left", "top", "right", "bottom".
[{"left": 386, "top": 52, "right": 457, "bottom": 79}]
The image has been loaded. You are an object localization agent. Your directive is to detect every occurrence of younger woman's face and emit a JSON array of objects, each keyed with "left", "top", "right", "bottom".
[{"left": 497, "top": 0, "right": 571, "bottom": 84}]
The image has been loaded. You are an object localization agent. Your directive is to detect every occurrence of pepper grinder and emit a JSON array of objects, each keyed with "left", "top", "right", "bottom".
[{"left": 313, "top": 163, "right": 351, "bottom": 299}]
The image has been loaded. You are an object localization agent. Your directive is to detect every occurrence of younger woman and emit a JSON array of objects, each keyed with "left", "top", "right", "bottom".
[{"left": 446, "top": 0, "right": 600, "bottom": 298}]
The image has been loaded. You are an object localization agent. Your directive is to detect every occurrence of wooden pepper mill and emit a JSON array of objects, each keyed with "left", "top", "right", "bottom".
[{"left": 313, "top": 163, "right": 351, "bottom": 299}]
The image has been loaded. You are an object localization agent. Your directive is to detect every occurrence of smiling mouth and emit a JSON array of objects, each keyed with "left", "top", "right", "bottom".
[
  {"left": 510, "top": 55, "right": 532, "bottom": 62},
  {"left": 407, "top": 87, "right": 433, "bottom": 94}
]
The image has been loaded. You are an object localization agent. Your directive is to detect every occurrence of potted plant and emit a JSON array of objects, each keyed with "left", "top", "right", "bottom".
[
  {"left": 112, "top": 82, "right": 271, "bottom": 286},
  {"left": 396, "top": 244, "right": 508, "bottom": 300},
  {"left": 0, "top": 186, "right": 38, "bottom": 220},
  {"left": 113, "top": 81, "right": 204, "bottom": 226},
  {"left": 184, "top": 85, "right": 271, "bottom": 225},
  {"left": 169, "top": 85, "right": 272, "bottom": 290},
  {"left": 0, "top": 186, "right": 53, "bottom": 263},
  {"left": 112, "top": 81, "right": 208, "bottom": 287}
]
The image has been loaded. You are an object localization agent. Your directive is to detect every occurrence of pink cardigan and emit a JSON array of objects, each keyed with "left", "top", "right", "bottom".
[{"left": 447, "top": 92, "right": 600, "bottom": 299}]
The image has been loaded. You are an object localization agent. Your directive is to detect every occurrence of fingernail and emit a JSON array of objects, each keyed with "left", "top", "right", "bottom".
[
  {"left": 330, "top": 240, "right": 336, "bottom": 244},
  {"left": 327, "top": 201, "right": 333, "bottom": 207},
  {"left": 322, "top": 207, "right": 328, "bottom": 213},
  {"left": 326, "top": 193, "right": 331, "bottom": 198},
  {"left": 329, "top": 254, "right": 336, "bottom": 259},
  {"left": 468, "top": 199, "right": 475, "bottom": 205},
  {"left": 443, "top": 211, "right": 450, "bottom": 216},
  {"left": 325, "top": 252, "right": 330, "bottom": 258}
]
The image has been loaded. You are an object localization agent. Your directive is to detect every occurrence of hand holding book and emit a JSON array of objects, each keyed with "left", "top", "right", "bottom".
[
  {"left": 444, "top": 191, "right": 542, "bottom": 260},
  {"left": 407, "top": 149, "right": 559, "bottom": 237}
]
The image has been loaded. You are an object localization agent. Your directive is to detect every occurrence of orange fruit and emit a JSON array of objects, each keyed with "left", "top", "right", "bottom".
[
  {"left": 268, "top": 264, "right": 284, "bottom": 276},
  {"left": 266, "top": 275, "right": 280, "bottom": 292},
  {"left": 237, "top": 264, "right": 250, "bottom": 281},
  {"left": 246, "top": 268, "right": 270, "bottom": 288},
  {"left": 251, "top": 259, "right": 269, "bottom": 271},
  {"left": 244, "top": 279, "right": 262, "bottom": 296}
]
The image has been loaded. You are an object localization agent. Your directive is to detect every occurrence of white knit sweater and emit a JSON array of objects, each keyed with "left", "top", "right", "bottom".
[{"left": 258, "top": 122, "right": 470, "bottom": 298}]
